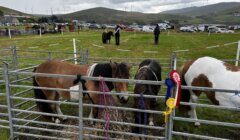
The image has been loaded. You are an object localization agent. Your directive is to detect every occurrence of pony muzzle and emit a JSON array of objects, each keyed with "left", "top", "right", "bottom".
[{"left": 118, "top": 93, "right": 129, "bottom": 103}]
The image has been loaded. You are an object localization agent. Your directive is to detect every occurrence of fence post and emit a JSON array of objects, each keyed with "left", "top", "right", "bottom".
[
  {"left": 170, "top": 53, "right": 177, "bottom": 70},
  {"left": 235, "top": 41, "right": 240, "bottom": 66},
  {"left": 11, "top": 46, "right": 18, "bottom": 71},
  {"left": 48, "top": 52, "right": 52, "bottom": 60},
  {"left": 86, "top": 49, "right": 89, "bottom": 64},
  {"left": 3, "top": 62, "right": 15, "bottom": 139},
  {"left": 8, "top": 28, "right": 12, "bottom": 39},
  {"left": 79, "top": 49, "right": 83, "bottom": 64},
  {"left": 61, "top": 28, "right": 63, "bottom": 36},
  {"left": 11, "top": 46, "right": 18, "bottom": 80},
  {"left": 165, "top": 53, "right": 177, "bottom": 140},
  {"left": 73, "top": 38, "right": 77, "bottom": 64},
  {"left": 78, "top": 81, "right": 83, "bottom": 140},
  {"left": 39, "top": 27, "right": 42, "bottom": 37}
]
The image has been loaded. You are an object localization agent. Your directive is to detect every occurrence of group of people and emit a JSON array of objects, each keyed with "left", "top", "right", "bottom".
[{"left": 112, "top": 24, "right": 161, "bottom": 46}]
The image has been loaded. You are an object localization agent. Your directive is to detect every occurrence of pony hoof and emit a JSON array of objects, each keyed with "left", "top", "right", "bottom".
[
  {"left": 149, "top": 121, "right": 154, "bottom": 126},
  {"left": 62, "top": 117, "right": 67, "bottom": 121},
  {"left": 55, "top": 118, "right": 61, "bottom": 124},
  {"left": 52, "top": 117, "right": 55, "bottom": 122},
  {"left": 194, "top": 122, "right": 200, "bottom": 127}
]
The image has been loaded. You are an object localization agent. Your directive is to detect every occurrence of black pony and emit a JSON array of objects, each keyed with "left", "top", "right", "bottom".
[
  {"left": 102, "top": 31, "right": 114, "bottom": 44},
  {"left": 132, "top": 59, "right": 162, "bottom": 134}
]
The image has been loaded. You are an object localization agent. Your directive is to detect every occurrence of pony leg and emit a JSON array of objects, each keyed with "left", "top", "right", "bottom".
[
  {"left": 56, "top": 103, "right": 67, "bottom": 121},
  {"left": 44, "top": 90, "right": 61, "bottom": 123},
  {"left": 189, "top": 92, "right": 200, "bottom": 126},
  {"left": 85, "top": 81, "right": 99, "bottom": 124},
  {"left": 148, "top": 114, "right": 154, "bottom": 126},
  {"left": 88, "top": 108, "right": 93, "bottom": 119}
]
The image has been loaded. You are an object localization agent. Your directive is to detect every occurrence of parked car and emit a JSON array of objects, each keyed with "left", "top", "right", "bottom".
[
  {"left": 89, "top": 24, "right": 101, "bottom": 29},
  {"left": 217, "top": 28, "right": 234, "bottom": 33},
  {"left": 124, "top": 27, "right": 134, "bottom": 32},
  {"left": 142, "top": 25, "right": 154, "bottom": 32},
  {"left": 129, "top": 25, "right": 142, "bottom": 31},
  {"left": 180, "top": 26, "right": 196, "bottom": 32},
  {"left": 102, "top": 24, "right": 115, "bottom": 29},
  {"left": 158, "top": 23, "right": 171, "bottom": 30}
]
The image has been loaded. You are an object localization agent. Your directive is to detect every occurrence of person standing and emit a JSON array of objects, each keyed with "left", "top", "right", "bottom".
[
  {"left": 115, "top": 25, "right": 121, "bottom": 45},
  {"left": 154, "top": 24, "right": 160, "bottom": 45},
  {"left": 77, "top": 24, "right": 80, "bottom": 35}
]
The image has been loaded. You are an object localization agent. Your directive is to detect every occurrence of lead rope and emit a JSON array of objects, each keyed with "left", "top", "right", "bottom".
[
  {"left": 138, "top": 91, "right": 147, "bottom": 134},
  {"left": 99, "top": 76, "right": 115, "bottom": 140}
]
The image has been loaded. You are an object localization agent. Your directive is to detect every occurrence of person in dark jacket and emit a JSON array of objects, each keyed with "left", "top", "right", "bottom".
[
  {"left": 115, "top": 25, "right": 121, "bottom": 45},
  {"left": 154, "top": 24, "right": 160, "bottom": 45}
]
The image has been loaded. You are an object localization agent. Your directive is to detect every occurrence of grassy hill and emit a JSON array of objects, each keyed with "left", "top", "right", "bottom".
[
  {"left": 161, "top": 6, "right": 197, "bottom": 15},
  {"left": 59, "top": 7, "right": 191, "bottom": 24},
  {"left": 1, "top": 2, "right": 240, "bottom": 24},
  {"left": 0, "top": 6, "right": 29, "bottom": 16},
  {"left": 162, "top": 2, "right": 240, "bottom": 17},
  {"left": 57, "top": 3, "right": 240, "bottom": 24}
]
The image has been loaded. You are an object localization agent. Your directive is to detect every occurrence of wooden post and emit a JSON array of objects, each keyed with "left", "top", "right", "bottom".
[{"left": 235, "top": 41, "right": 240, "bottom": 66}]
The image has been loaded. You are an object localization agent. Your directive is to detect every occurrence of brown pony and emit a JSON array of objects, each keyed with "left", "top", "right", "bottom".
[{"left": 33, "top": 60, "right": 131, "bottom": 123}]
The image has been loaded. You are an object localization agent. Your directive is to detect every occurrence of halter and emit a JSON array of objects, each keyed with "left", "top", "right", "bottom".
[{"left": 138, "top": 65, "right": 159, "bottom": 81}]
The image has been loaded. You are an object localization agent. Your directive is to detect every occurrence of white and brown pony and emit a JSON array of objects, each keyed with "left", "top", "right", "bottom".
[
  {"left": 33, "top": 60, "right": 131, "bottom": 123},
  {"left": 132, "top": 59, "right": 162, "bottom": 134},
  {"left": 179, "top": 56, "right": 240, "bottom": 126}
]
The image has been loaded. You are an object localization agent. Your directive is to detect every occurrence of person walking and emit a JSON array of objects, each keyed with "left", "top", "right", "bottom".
[
  {"left": 115, "top": 25, "right": 121, "bottom": 45},
  {"left": 154, "top": 24, "right": 160, "bottom": 45}
]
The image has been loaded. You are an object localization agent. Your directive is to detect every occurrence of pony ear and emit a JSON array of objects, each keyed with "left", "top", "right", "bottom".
[
  {"left": 110, "top": 61, "right": 117, "bottom": 69},
  {"left": 126, "top": 63, "right": 132, "bottom": 70}
]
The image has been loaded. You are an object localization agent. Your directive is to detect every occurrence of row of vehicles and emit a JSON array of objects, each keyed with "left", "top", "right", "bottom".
[{"left": 180, "top": 24, "right": 236, "bottom": 33}]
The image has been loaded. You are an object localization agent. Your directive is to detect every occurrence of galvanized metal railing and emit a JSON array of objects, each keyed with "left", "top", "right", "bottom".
[
  {"left": 2, "top": 62, "right": 170, "bottom": 140},
  {"left": 1, "top": 46, "right": 240, "bottom": 139}
]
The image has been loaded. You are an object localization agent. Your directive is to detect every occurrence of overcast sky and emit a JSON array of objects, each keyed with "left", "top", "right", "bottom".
[{"left": 1, "top": 0, "right": 240, "bottom": 15}]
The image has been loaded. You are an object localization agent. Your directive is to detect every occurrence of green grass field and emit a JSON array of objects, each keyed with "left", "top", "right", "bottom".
[{"left": 0, "top": 30, "right": 240, "bottom": 139}]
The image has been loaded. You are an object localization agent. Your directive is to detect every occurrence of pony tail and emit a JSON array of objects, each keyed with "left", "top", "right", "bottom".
[{"left": 33, "top": 70, "right": 53, "bottom": 117}]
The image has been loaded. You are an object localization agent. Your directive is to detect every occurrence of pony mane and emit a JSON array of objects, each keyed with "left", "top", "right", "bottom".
[
  {"left": 93, "top": 63, "right": 114, "bottom": 90},
  {"left": 115, "top": 62, "right": 130, "bottom": 78}
]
